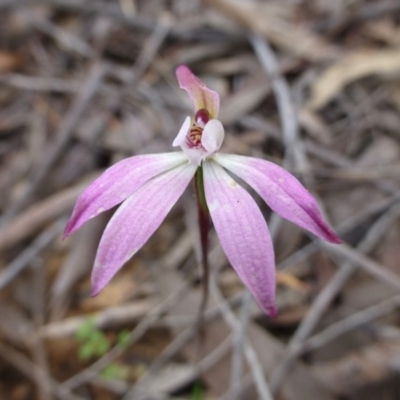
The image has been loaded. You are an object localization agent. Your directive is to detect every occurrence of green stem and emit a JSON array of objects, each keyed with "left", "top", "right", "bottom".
[{"left": 195, "top": 165, "right": 209, "bottom": 216}]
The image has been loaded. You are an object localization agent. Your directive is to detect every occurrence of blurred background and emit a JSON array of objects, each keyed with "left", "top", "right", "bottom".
[{"left": 1, "top": 0, "right": 400, "bottom": 399}]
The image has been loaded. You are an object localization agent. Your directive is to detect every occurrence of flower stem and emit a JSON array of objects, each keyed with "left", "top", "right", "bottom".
[{"left": 195, "top": 166, "right": 210, "bottom": 324}]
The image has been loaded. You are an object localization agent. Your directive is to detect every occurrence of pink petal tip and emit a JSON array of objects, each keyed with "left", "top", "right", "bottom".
[
  {"left": 267, "top": 305, "right": 279, "bottom": 319},
  {"left": 175, "top": 65, "right": 220, "bottom": 118}
]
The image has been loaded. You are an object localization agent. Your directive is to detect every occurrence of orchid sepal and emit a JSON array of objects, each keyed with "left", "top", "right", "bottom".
[
  {"left": 213, "top": 153, "right": 342, "bottom": 244},
  {"left": 64, "top": 152, "right": 187, "bottom": 238}
]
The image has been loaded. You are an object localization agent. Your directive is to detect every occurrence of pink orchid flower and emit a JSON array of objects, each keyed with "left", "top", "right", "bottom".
[{"left": 65, "top": 65, "right": 341, "bottom": 317}]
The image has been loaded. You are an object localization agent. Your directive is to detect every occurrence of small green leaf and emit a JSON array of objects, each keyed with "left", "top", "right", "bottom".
[
  {"left": 76, "top": 318, "right": 96, "bottom": 341},
  {"left": 79, "top": 342, "right": 95, "bottom": 360},
  {"left": 191, "top": 382, "right": 204, "bottom": 400},
  {"left": 102, "top": 363, "right": 130, "bottom": 380},
  {"left": 96, "top": 337, "right": 111, "bottom": 355},
  {"left": 117, "top": 330, "right": 131, "bottom": 350}
]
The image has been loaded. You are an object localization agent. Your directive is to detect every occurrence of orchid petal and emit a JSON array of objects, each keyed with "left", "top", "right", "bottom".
[
  {"left": 64, "top": 152, "right": 187, "bottom": 237},
  {"left": 176, "top": 65, "right": 220, "bottom": 119},
  {"left": 173, "top": 116, "right": 191, "bottom": 147},
  {"left": 203, "top": 160, "right": 277, "bottom": 317},
  {"left": 91, "top": 162, "right": 197, "bottom": 296},
  {"left": 201, "top": 119, "right": 225, "bottom": 154},
  {"left": 214, "top": 154, "right": 341, "bottom": 244}
]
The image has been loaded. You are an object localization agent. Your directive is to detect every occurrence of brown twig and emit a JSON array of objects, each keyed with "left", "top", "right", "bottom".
[
  {"left": 0, "top": 342, "right": 86, "bottom": 400},
  {"left": 0, "top": 218, "right": 66, "bottom": 290},
  {"left": 0, "top": 173, "right": 99, "bottom": 253},
  {"left": 270, "top": 202, "right": 400, "bottom": 390},
  {"left": 210, "top": 276, "right": 274, "bottom": 400},
  {"left": 0, "top": 63, "right": 106, "bottom": 226}
]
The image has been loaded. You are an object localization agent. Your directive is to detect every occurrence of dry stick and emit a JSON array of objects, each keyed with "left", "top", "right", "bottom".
[
  {"left": 50, "top": 0, "right": 153, "bottom": 32},
  {"left": 303, "top": 203, "right": 400, "bottom": 343},
  {"left": 124, "top": 241, "right": 246, "bottom": 398},
  {"left": 227, "top": 193, "right": 290, "bottom": 398},
  {"left": 30, "top": 259, "right": 53, "bottom": 400},
  {"left": 123, "top": 281, "right": 245, "bottom": 397},
  {"left": 88, "top": 377, "right": 129, "bottom": 396},
  {"left": 240, "top": 114, "right": 399, "bottom": 196},
  {"left": 119, "top": 0, "right": 136, "bottom": 16},
  {"left": 57, "top": 281, "right": 191, "bottom": 398},
  {"left": 249, "top": 32, "right": 308, "bottom": 173},
  {"left": 50, "top": 215, "right": 108, "bottom": 322},
  {"left": 104, "top": 294, "right": 244, "bottom": 399},
  {"left": 248, "top": 31, "right": 310, "bottom": 398},
  {"left": 316, "top": 0, "right": 400, "bottom": 35},
  {"left": 248, "top": 30, "right": 313, "bottom": 265},
  {"left": 127, "top": 336, "right": 234, "bottom": 400},
  {"left": 126, "top": 18, "right": 170, "bottom": 87},
  {"left": 0, "top": 342, "right": 86, "bottom": 400},
  {"left": 228, "top": 290, "right": 253, "bottom": 400},
  {"left": 124, "top": 309, "right": 230, "bottom": 399},
  {"left": 312, "top": 337, "right": 400, "bottom": 396},
  {"left": 248, "top": 29, "right": 400, "bottom": 394},
  {"left": 313, "top": 163, "right": 400, "bottom": 181},
  {"left": 278, "top": 191, "right": 400, "bottom": 272},
  {"left": 244, "top": 28, "right": 322, "bottom": 398},
  {"left": 238, "top": 118, "right": 400, "bottom": 274},
  {"left": 0, "top": 176, "right": 98, "bottom": 253},
  {"left": 248, "top": 30, "right": 313, "bottom": 261},
  {"left": 210, "top": 277, "right": 274, "bottom": 400},
  {"left": 59, "top": 233, "right": 194, "bottom": 397},
  {"left": 0, "top": 0, "right": 238, "bottom": 43},
  {"left": 322, "top": 242, "right": 400, "bottom": 291},
  {"left": 27, "top": 12, "right": 94, "bottom": 57},
  {"left": 0, "top": 0, "right": 161, "bottom": 34},
  {"left": 269, "top": 203, "right": 400, "bottom": 391},
  {"left": 0, "top": 62, "right": 106, "bottom": 227},
  {"left": 0, "top": 218, "right": 66, "bottom": 290},
  {"left": 102, "top": 17, "right": 171, "bottom": 137},
  {"left": 304, "top": 293, "right": 400, "bottom": 353},
  {"left": 250, "top": 32, "right": 331, "bottom": 272},
  {"left": 41, "top": 300, "right": 153, "bottom": 339},
  {"left": 0, "top": 74, "right": 80, "bottom": 92},
  {"left": 104, "top": 16, "right": 171, "bottom": 121},
  {"left": 227, "top": 31, "right": 307, "bottom": 398},
  {"left": 242, "top": 31, "right": 305, "bottom": 399}
]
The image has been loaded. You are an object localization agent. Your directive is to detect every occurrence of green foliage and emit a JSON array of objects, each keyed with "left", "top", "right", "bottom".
[
  {"left": 75, "top": 318, "right": 96, "bottom": 341},
  {"left": 75, "top": 318, "right": 111, "bottom": 361},
  {"left": 191, "top": 382, "right": 204, "bottom": 400},
  {"left": 116, "top": 329, "right": 131, "bottom": 350},
  {"left": 75, "top": 319, "right": 132, "bottom": 382},
  {"left": 101, "top": 363, "right": 130, "bottom": 381}
]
